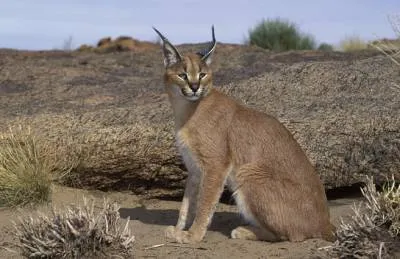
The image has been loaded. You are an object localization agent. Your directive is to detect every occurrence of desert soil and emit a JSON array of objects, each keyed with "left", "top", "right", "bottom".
[{"left": 0, "top": 185, "right": 360, "bottom": 259}]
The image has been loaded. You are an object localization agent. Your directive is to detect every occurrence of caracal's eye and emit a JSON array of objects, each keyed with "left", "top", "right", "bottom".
[
  {"left": 199, "top": 72, "right": 207, "bottom": 79},
  {"left": 178, "top": 73, "right": 188, "bottom": 80}
]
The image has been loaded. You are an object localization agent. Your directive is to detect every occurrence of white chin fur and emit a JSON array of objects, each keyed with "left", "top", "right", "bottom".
[{"left": 186, "top": 95, "right": 200, "bottom": 101}]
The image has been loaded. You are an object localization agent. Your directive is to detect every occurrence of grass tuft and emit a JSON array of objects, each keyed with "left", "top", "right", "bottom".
[
  {"left": 370, "top": 14, "right": 400, "bottom": 68},
  {"left": 330, "top": 176, "right": 400, "bottom": 258},
  {"left": 0, "top": 127, "right": 54, "bottom": 207},
  {"left": 0, "top": 126, "right": 78, "bottom": 207},
  {"left": 339, "top": 35, "right": 368, "bottom": 52},
  {"left": 13, "top": 197, "right": 135, "bottom": 258}
]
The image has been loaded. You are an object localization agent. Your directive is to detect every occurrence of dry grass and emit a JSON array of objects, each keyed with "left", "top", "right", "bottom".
[
  {"left": 329, "top": 176, "right": 400, "bottom": 258},
  {"left": 0, "top": 126, "right": 80, "bottom": 207},
  {"left": 13, "top": 197, "right": 135, "bottom": 258},
  {"left": 339, "top": 35, "right": 368, "bottom": 52},
  {"left": 370, "top": 13, "right": 400, "bottom": 91},
  {"left": 371, "top": 14, "right": 400, "bottom": 66}
]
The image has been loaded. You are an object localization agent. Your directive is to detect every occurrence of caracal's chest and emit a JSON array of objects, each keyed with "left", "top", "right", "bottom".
[
  {"left": 175, "top": 127, "right": 238, "bottom": 189},
  {"left": 175, "top": 129, "right": 202, "bottom": 175}
]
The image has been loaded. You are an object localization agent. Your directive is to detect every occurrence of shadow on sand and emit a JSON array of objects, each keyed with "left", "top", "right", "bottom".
[{"left": 119, "top": 206, "right": 243, "bottom": 237}]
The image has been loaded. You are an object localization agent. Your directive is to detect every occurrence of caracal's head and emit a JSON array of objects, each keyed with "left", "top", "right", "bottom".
[{"left": 153, "top": 26, "right": 216, "bottom": 102}]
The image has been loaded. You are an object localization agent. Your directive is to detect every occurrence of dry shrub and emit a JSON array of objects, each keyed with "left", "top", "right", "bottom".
[
  {"left": 339, "top": 35, "right": 368, "bottom": 52},
  {"left": 0, "top": 126, "right": 82, "bottom": 207},
  {"left": 371, "top": 13, "right": 400, "bottom": 93},
  {"left": 0, "top": 127, "right": 65, "bottom": 207},
  {"left": 370, "top": 14, "right": 400, "bottom": 67},
  {"left": 13, "top": 198, "right": 134, "bottom": 258},
  {"left": 330, "top": 176, "right": 400, "bottom": 258},
  {"left": 76, "top": 44, "right": 93, "bottom": 52}
]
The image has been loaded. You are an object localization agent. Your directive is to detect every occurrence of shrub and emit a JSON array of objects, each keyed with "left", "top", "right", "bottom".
[
  {"left": 77, "top": 44, "right": 93, "bottom": 52},
  {"left": 13, "top": 198, "right": 135, "bottom": 258},
  {"left": 329, "top": 176, "right": 400, "bottom": 258},
  {"left": 0, "top": 127, "right": 54, "bottom": 207},
  {"left": 370, "top": 13, "right": 400, "bottom": 66},
  {"left": 247, "top": 18, "right": 316, "bottom": 51},
  {"left": 0, "top": 127, "right": 77, "bottom": 207},
  {"left": 339, "top": 35, "right": 368, "bottom": 52},
  {"left": 318, "top": 43, "right": 334, "bottom": 51}
]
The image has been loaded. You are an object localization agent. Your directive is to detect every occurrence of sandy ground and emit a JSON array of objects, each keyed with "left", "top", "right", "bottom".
[{"left": 0, "top": 185, "right": 360, "bottom": 259}]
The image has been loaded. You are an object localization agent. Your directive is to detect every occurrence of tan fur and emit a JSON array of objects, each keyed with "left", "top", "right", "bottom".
[{"left": 155, "top": 28, "right": 335, "bottom": 244}]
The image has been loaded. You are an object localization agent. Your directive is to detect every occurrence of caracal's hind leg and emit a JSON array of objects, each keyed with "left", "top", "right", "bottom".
[
  {"left": 230, "top": 163, "right": 290, "bottom": 242},
  {"left": 230, "top": 164, "right": 279, "bottom": 241},
  {"left": 232, "top": 163, "right": 330, "bottom": 242}
]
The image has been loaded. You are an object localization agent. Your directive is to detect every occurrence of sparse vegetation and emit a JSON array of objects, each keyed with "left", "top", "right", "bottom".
[
  {"left": 329, "top": 18, "right": 400, "bottom": 258},
  {"left": 318, "top": 43, "right": 334, "bottom": 51},
  {"left": 247, "top": 18, "right": 316, "bottom": 51},
  {"left": 0, "top": 127, "right": 78, "bottom": 207},
  {"left": 13, "top": 198, "right": 135, "bottom": 258},
  {"left": 339, "top": 35, "right": 368, "bottom": 52},
  {"left": 329, "top": 176, "right": 400, "bottom": 258},
  {"left": 0, "top": 127, "right": 53, "bottom": 207},
  {"left": 370, "top": 13, "right": 400, "bottom": 67},
  {"left": 77, "top": 44, "right": 93, "bottom": 52}
]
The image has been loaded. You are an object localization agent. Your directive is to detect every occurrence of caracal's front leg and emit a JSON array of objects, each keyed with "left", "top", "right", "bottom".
[
  {"left": 167, "top": 164, "right": 228, "bottom": 244},
  {"left": 165, "top": 171, "right": 200, "bottom": 240},
  {"left": 176, "top": 171, "right": 200, "bottom": 229}
]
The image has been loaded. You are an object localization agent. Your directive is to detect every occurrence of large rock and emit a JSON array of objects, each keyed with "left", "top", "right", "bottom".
[{"left": 0, "top": 45, "right": 399, "bottom": 198}]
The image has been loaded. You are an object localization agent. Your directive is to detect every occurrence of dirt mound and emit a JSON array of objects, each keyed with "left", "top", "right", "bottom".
[
  {"left": 77, "top": 36, "right": 159, "bottom": 53},
  {"left": 0, "top": 45, "right": 398, "bottom": 198}
]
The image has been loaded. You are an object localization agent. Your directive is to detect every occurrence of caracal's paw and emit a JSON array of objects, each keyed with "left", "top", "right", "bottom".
[
  {"left": 164, "top": 226, "right": 203, "bottom": 244},
  {"left": 231, "top": 226, "right": 258, "bottom": 240},
  {"left": 165, "top": 225, "right": 178, "bottom": 240}
]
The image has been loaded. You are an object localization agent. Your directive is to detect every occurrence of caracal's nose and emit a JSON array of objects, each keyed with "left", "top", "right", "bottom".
[{"left": 190, "top": 83, "right": 200, "bottom": 92}]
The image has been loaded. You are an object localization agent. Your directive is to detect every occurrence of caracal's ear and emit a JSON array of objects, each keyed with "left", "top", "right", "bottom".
[
  {"left": 197, "top": 25, "right": 216, "bottom": 65},
  {"left": 153, "top": 27, "right": 182, "bottom": 68}
]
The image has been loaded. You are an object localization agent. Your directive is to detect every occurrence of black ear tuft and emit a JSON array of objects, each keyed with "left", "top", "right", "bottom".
[
  {"left": 198, "top": 25, "right": 216, "bottom": 65},
  {"left": 153, "top": 27, "right": 183, "bottom": 67}
]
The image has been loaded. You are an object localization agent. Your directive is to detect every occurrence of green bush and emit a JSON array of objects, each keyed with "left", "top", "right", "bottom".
[
  {"left": 318, "top": 43, "right": 334, "bottom": 51},
  {"left": 247, "top": 18, "right": 316, "bottom": 51}
]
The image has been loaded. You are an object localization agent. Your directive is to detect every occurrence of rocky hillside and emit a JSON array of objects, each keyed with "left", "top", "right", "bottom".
[{"left": 0, "top": 44, "right": 399, "bottom": 198}]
